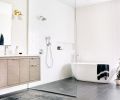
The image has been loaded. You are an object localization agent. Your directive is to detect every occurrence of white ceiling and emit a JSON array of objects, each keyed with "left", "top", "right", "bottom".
[{"left": 58, "top": 0, "right": 113, "bottom": 8}]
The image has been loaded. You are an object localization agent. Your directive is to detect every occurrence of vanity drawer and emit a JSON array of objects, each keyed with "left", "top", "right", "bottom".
[
  {"left": 30, "top": 65, "right": 40, "bottom": 81},
  {"left": 30, "top": 57, "right": 39, "bottom": 65}
]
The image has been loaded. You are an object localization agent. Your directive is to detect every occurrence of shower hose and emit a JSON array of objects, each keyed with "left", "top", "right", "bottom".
[{"left": 45, "top": 37, "right": 53, "bottom": 68}]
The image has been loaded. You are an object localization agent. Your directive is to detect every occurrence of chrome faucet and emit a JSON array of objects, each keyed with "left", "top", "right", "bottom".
[{"left": 4, "top": 45, "right": 10, "bottom": 55}]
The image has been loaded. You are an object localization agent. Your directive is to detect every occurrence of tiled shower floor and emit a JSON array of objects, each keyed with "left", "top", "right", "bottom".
[
  {"left": 31, "top": 78, "right": 77, "bottom": 97},
  {"left": 1, "top": 78, "right": 120, "bottom": 100}
]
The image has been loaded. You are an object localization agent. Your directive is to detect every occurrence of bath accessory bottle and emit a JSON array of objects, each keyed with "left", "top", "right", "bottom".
[{"left": 0, "top": 33, "right": 4, "bottom": 45}]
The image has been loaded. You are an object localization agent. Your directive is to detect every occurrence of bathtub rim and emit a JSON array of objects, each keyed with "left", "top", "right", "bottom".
[{"left": 71, "top": 62, "right": 110, "bottom": 65}]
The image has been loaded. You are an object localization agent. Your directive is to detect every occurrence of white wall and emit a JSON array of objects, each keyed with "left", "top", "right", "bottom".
[
  {"left": 28, "top": 0, "right": 75, "bottom": 87},
  {"left": 0, "top": 2, "right": 12, "bottom": 45},
  {"left": 0, "top": 0, "right": 27, "bottom": 55},
  {"left": 76, "top": 0, "right": 120, "bottom": 66}
]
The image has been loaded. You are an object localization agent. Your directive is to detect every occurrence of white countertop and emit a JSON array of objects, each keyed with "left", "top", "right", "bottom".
[{"left": 0, "top": 55, "right": 40, "bottom": 58}]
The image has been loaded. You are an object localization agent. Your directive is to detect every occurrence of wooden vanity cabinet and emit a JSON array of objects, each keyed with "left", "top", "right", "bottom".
[
  {"left": 0, "top": 56, "right": 40, "bottom": 88},
  {"left": 7, "top": 59, "right": 20, "bottom": 86},
  {"left": 0, "top": 60, "right": 7, "bottom": 88},
  {"left": 20, "top": 58, "right": 30, "bottom": 83}
]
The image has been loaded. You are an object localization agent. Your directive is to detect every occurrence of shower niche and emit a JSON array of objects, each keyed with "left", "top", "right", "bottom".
[{"left": 0, "top": 1, "right": 12, "bottom": 45}]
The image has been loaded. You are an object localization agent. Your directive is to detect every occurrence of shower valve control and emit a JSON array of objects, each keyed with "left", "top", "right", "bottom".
[
  {"left": 39, "top": 49, "right": 43, "bottom": 54},
  {"left": 57, "top": 46, "right": 62, "bottom": 50}
]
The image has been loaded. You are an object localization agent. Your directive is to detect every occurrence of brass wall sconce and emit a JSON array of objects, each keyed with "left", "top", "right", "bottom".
[
  {"left": 13, "top": 9, "right": 22, "bottom": 16},
  {"left": 13, "top": 9, "right": 22, "bottom": 20}
]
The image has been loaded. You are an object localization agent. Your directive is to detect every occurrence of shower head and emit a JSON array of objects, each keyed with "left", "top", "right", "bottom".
[{"left": 38, "top": 16, "right": 47, "bottom": 21}]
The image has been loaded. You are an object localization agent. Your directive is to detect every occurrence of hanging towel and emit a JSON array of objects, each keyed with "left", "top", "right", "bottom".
[{"left": 97, "top": 64, "right": 109, "bottom": 80}]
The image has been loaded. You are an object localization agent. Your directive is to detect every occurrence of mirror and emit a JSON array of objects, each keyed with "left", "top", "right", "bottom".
[{"left": 0, "top": 1, "right": 12, "bottom": 45}]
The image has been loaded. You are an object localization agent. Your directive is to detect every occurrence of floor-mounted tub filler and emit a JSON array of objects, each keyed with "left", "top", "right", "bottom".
[{"left": 71, "top": 63, "right": 119, "bottom": 83}]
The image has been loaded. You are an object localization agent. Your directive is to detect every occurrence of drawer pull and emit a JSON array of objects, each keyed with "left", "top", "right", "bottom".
[
  {"left": 9, "top": 59, "right": 19, "bottom": 60},
  {"left": 30, "top": 65, "right": 39, "bottom": 67}
]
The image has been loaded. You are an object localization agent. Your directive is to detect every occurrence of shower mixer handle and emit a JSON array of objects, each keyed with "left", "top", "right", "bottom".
[{"left": 39, "top": 49, "right": 44, "bottom": 54}]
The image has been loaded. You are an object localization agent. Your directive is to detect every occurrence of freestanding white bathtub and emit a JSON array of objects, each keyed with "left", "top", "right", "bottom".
[{"left": 71, "top": 63, "right": 115, "bottom": 83}]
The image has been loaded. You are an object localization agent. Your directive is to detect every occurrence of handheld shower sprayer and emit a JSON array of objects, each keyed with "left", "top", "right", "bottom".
[
  {"left": 45, "top": 36, "right": 51, "bottom": 46},
  {"left": 45, "top": 36, "right": 53, "bottom": 68}
]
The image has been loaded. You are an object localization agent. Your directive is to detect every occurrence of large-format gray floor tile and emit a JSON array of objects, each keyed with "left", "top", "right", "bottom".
[{"left": 1, "top": 78, "right": 120, "bottom": 100}]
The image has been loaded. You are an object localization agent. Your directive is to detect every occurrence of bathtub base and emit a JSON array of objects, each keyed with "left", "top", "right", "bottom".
[
  {"left": 75, "top": 77, "right": 111, "bottom": 83},
  {"left": 71, "top": 63, "right": 112, "bottom": 83}
]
